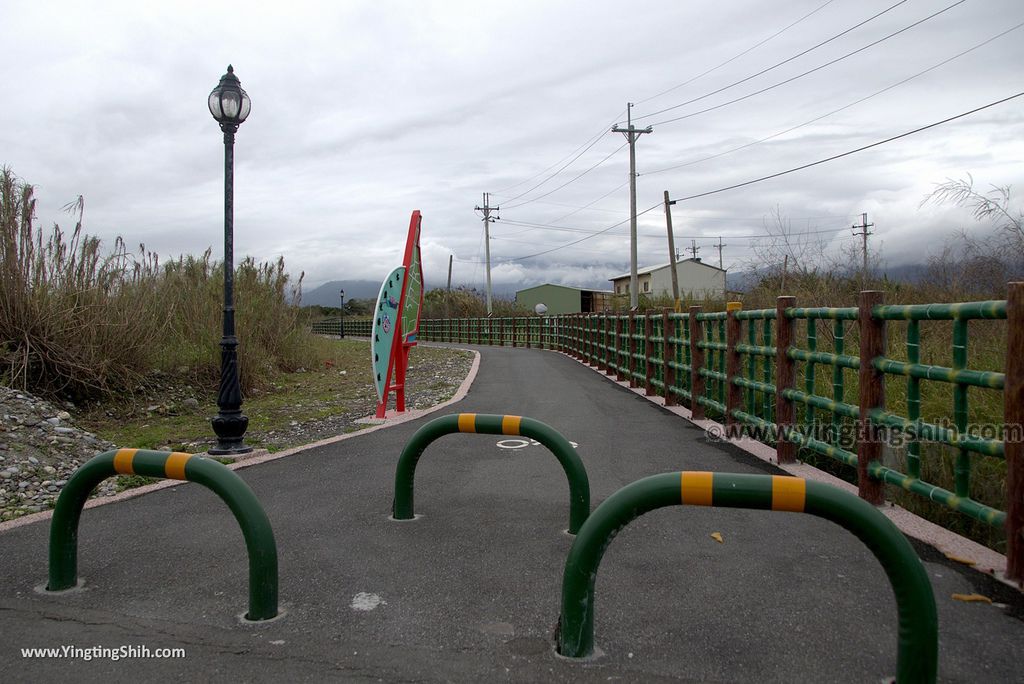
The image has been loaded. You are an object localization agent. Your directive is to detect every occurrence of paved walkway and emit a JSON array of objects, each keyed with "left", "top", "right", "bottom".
[{"left": 1, "top": 346, "right": 1021, "bottom": 682}]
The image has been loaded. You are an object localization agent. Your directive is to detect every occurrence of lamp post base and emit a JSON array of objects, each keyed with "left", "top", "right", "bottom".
[{"left": 210, "top": 411, "right": 253, "bottom": 455}]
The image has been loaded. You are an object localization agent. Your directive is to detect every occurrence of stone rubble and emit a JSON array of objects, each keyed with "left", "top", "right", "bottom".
[
  {"left": 0, "top": 386, "right": 119, "bottom": 522},
  {"left": 0, "top": 347, "right": 474, "bottom": 523}
]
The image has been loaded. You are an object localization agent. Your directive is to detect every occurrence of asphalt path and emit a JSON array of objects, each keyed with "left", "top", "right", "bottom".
[{"left": 1, "top": 346, "right": 1021, "bottom": 682}]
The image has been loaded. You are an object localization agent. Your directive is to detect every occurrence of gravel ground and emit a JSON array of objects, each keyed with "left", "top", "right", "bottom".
[{"left": 0, "top": 346, "right": 474, "bottom": 522}]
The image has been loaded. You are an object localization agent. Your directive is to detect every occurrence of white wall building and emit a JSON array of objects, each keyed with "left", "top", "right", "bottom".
[{"left": 609, "top": 258, "right": 726, "bottom": 301}]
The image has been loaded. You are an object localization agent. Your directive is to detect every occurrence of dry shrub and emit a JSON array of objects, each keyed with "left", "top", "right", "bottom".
[{"left": 0, "top": 167, "right": 317, "bottom": 402}]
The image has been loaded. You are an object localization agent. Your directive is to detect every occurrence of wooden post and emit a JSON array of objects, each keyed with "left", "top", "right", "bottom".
[
  {"left": 572, "top": 314, "right": 580, "bottom": 359},
  {"left": 690, "top": 305, "right": 705, "bottom": 420},
  {"left": 857, "top": 290, "right": 885, "bottom": 504},
  {"left": 588, "top": 314, "right": 593, "bottom": 362},
  {"left": 775, "top": 296, "right": 797, "bottom": 463},
  {"left": 627, "top": 311, "right": 638, "bottom": 387},
  {"left": 1005, "top": 282, "right": 1024, "bottom": 583},
  {"left": 663, "top": 310, "right": 677, "bottom": 406},
  {"left": 615, "top": 316, "right": 626, "bottom": 381},
  {"left": 725, "top": 302, "right": 743, "bottom": 438},
  {"left": 597, "top": 315, "right": 608, "bottom": 372},
  {"left": 644, "top": 314, "right": 655, "bottom": 396}
]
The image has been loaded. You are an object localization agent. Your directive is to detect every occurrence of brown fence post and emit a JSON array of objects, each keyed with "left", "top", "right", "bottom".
[
  {"left": 663, "top": 309, "right": 677, "bottom": 406},
  {"left": 690, "top": 305, "right": 705, "bottom": 420},
  {"left": 627, "top": 311, "right": 638, "bottom": 387},
  {"left": 726, "top": 302, "right": 743, "bottom": 438},
  {"left": 644, "top": 314, "right": 655, "bottom": 396},
  {"left": 1006, "top": 281, "right": 1024, "bottom": 583},
  {"left": 615, "top": 316, "right": 625, "bottom": 381},
  {"left": 597, "top": 315, "right": 608, "bottom": 372},
  {"left": 858, "top": 290, "right": 885, "bottom": 505},
  {"left": 572, "top": 314, "right": 580, "bottom": 359},
  {"left": 775, "top": 296, "right": 797, "bottom": 463},
  {"left": 586, "top": 314, "right": 593, "bottom": 363}
]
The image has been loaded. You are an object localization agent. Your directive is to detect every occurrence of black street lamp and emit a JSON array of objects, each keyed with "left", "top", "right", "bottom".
[
  {"left": 339, "top": 289, "right": 346, "bottom": 339},
  {"left": 208, "top": 65, "right": 253, "bottom": 455}
]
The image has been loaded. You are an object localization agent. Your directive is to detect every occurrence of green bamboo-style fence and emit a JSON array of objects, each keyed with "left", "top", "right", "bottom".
[
  {"left": 310, "top": 317, "right": 373, "bottom": 337},
  {"left": 417, "top": 283, "right": 1024, "bottom": 583}
]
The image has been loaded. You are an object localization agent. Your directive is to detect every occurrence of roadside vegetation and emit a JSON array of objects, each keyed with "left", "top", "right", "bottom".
[{"left": 0, "top": 167, "right": 471, "bottom": 458}]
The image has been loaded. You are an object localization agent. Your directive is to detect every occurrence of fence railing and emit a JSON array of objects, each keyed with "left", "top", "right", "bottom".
[
  {"left": 418, "top": 284, "right": 1024, "bottom": 583},
  {"left": 309, "top": 317, "right": 373, "bottom": 337}
]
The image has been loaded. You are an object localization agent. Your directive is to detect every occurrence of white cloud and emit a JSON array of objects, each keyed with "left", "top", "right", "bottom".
[{"left": 1, "top": 0, "right": 1022, "bottom": 294}]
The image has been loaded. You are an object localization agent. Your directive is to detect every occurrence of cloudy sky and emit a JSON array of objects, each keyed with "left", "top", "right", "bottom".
[{"left": 2, "top": 0, "right": 1022, "bottom": 295}]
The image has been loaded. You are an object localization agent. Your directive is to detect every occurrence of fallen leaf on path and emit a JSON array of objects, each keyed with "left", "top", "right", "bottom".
[
  {"left": 951, "top": 593, "right": 992, "bottom": 604},
  {"left": 944, "top": 553, "right": 976, "bottom": 566},
  {"left": 710, "top": 532, "right": 723, "bottom": 544}
]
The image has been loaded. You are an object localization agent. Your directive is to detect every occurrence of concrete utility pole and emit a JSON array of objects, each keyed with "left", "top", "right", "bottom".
[
  {"left": 663, "top": 190, "right": 680, "bottom": 311},
  {"left": 612, "top": 103, "right": 652, "bottom": 310},
  {"left": 474, "top": 192, "right": 499, "bottom": 315},
  {"left": 852, "top": 212, "right": 874, "bottom": 288},
  {"left": 446, "top": 253, "right": 453, "bottom": 319},
  {"left": 687, "top": 239, "right": 700, "bottom": 259},
  {"left": 716, "top": 236, "right": 726, "bottom": 269}
]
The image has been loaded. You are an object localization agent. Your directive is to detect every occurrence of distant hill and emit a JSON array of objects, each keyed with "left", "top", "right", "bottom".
[{"left": 301, "top": 280, "right": 382, "bottom": 307}]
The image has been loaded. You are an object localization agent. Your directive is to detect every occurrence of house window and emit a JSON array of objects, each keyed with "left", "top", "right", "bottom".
[{"left": 643, "top": 281, "right": 649, "bottom": 293}]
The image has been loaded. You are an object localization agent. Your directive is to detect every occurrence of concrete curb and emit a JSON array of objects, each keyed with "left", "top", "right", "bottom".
[{"left": 0, "top": 346, "right": 480, "bottom": 535}]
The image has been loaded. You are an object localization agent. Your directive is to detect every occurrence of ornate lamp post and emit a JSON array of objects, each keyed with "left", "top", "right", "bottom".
[
  {"left": 339, "top": 289, "right": 346, "bottom": 339},
  {"left": 208, "top": 65, "right": 253, "bottom": 455}
]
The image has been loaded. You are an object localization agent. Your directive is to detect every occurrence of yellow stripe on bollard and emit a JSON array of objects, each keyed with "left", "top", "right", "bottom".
[
  {"left": 164, "top": 452, "right": 193, "bottom": 481},
  {"left": 458, "top": 413, "right": 477, "bottom": 433},
  {"left": 113, "top": 448, "right": 137, "bottom": 475},
  {"left": 501, "top": 415, "right": 522, "bottom": 435},
  {"left": 680, "top": 471, "right": 714, "bottom": 506},
  {"left": 771, "top": 476, "right": 806, "bottom": 512}
]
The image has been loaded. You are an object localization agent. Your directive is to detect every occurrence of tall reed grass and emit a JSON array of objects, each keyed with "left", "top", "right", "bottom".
[{"left": 0, "top": 167, "right": 318, "bottom": 402}]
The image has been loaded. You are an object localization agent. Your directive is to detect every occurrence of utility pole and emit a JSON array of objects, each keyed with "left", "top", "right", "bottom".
[
  {"left": 446, "top": 254, "right": 453, "bottom": 319},
  {"left": 715, "top": 236, "right": 726, "bottom": 269},
  {"left": 663, "top": 190, "right": 680, "bottom": 312},
  {"left": 474, "top": 192, "right": 499, "bottom": 315},
  {"left": 852, "top": 212, "right": 874, "bottom": 288},
  {"left": 612, "top": 103, "right": 652, "bottom": 310},
  {"left": 687, "top": 239, "right": 700, "bottom": 259}
]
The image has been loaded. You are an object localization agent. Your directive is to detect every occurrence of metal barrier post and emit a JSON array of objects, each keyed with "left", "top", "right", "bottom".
[
  {"left": 392, "top": 413, "right": 590, "bottom": 534},
  {"left": 48, "top": 449, "right": 278, "bottom": 620},
  {"left": 556, "top": 471, "right": 937, "bottom": 683}
]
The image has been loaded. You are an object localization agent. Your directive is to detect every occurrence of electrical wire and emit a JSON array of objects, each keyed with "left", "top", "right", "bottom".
[
  {"left": 491, "top": 109, "right": 625, "bottom": 198},
  {"left": 642, "top": 20, "right": 1024, "bottom": 176},
  {"left": 633, "top": 0, "right": 838, "bottom": 107},
  {"left": 650, "top": 0, "right": 967, "bottom": 127},
  {"left": 501, "top": 142, "right": 629, "bottom": 210},
  {"left": 669, "top": 90, "right": 1024, "bottom": 204},
  {"left": 497, "top": 217, "right": 854, "bottom": 240},
  {"left": 478, "top": 90, "right": 1023, "bottom": 263}
]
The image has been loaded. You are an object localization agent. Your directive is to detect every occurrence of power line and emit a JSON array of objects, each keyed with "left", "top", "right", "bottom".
[
  {"left": 634, "top": 0, "right": 909, "bottom": 121},
  {"left": 650, "top": 0, "right": 967, "bottom": 127},
  {"left": 668, "top": 90, "right": 1024, "bottom": 205},
  {"left": 497, "top": 217, "right": 853, "bottom": 240},
  {"left": 641, "top": 20, "right": 1024, "bottom": 177},
  {"left": 501, "top": 142, "right": 628, "bottom": 209},
  {"left": 491, "top": 110, "right": 625, "bottom": 197},
  {"left": 633, "top": 0, "right": 838, "bottom": 107}
]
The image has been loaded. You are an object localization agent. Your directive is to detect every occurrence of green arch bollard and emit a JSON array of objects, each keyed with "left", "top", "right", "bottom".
[
  {"left": 393, "top": 413, "right": 590, "bottom": 534},
  {"left": 557, "top": 471, "right": 937, "bottom": 683},
  {"left": 47, "top": 448, "right": 279, "bottom": 621}
]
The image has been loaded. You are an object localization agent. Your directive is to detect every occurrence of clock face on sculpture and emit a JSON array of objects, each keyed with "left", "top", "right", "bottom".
[{"left": 372, "top": 266, "right": 405, "bottom": 403}]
